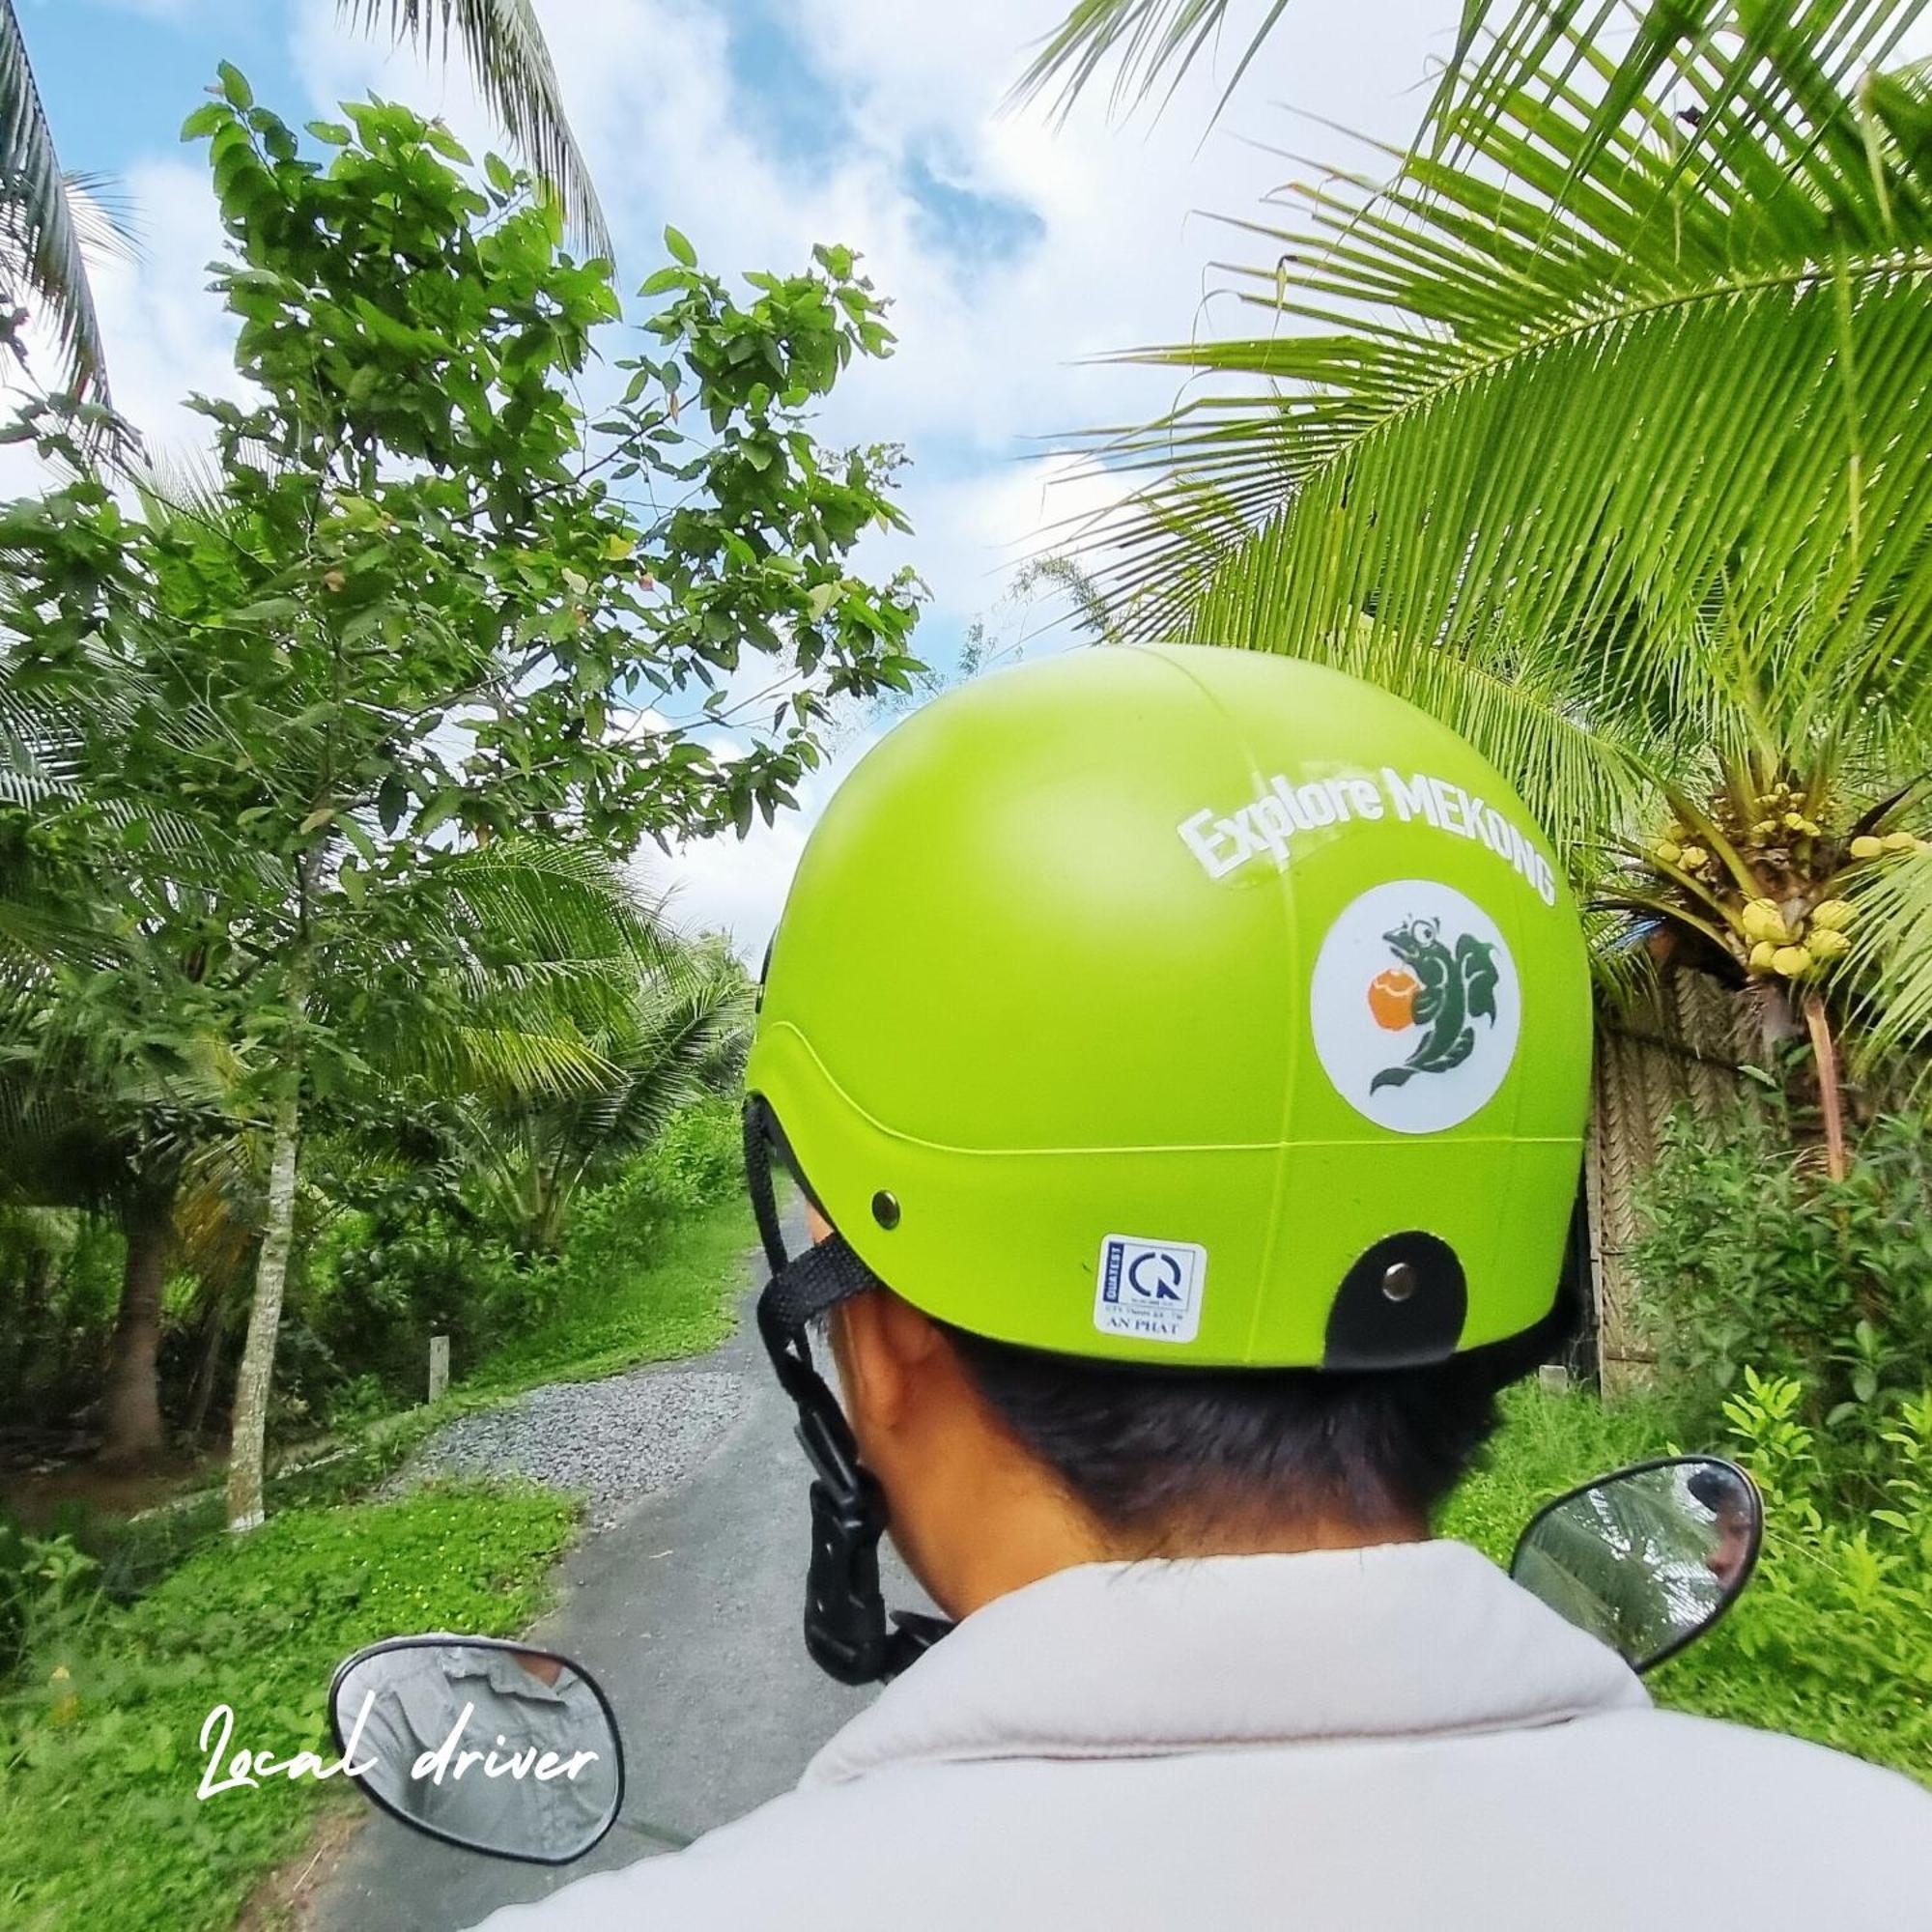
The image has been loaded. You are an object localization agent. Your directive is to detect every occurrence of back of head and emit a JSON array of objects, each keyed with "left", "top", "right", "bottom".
[{"left": 745, "top": 644, "right": 1592, "bottom": 1667}]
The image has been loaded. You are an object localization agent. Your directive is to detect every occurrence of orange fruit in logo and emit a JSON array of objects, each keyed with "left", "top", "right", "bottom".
[{"left": 1367, "top": 966, "right": 1420, "bottom": 1030}]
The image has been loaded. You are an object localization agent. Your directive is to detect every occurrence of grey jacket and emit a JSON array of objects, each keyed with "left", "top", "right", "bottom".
[{"left": 476, "top": 1540, "right": 1932, "bottom": 1929}]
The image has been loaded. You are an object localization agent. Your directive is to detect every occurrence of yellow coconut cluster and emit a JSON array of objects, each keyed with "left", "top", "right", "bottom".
[
  {"left": 1648, "top": 799, "right": 1926, "bottom": 981},
  {"left": 1738, "top": 897, "right": 1856, "bottom": 979}
]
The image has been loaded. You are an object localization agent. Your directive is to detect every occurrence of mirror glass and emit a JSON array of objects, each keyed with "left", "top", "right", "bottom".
[
  {"left": 329, "top": 1638, "right": 622, "bottom": 1864},
  {"left": 1510, "top": 1458, "right": 1761, "bottom": 1673}
]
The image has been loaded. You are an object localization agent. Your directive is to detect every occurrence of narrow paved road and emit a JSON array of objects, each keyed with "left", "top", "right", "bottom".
[{"left": 310, "top": 1215, "right": 930, "bottom": 1930}]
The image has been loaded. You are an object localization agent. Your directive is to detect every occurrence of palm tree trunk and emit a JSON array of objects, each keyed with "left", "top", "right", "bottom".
[
  {"left": 1749, "top": 978, "right": 1805, "bottom": 1059},
  {"left": 1802, "top": 989, "right": 1850, "bottom": 1181},
  {"left": 96, "top": 1183, "right": 175, "bottom": 1470},
  {"left": 225, "top": 1080, "right": 300, "bottom": 1532},
  {"left": 184, "top": 1291, "right": 230, "bottom": 1444}
]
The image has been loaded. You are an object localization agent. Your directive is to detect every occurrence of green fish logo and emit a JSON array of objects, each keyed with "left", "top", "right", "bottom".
[{"left": 1368, "top": 915, "right": 1501, "bottom": 1094}]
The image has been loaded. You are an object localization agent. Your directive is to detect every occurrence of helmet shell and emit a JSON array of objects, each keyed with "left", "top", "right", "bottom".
[{"left": 748, "top": 643, "right": 1590, "bottom": 1368}]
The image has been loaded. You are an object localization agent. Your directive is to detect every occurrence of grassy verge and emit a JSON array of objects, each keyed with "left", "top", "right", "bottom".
[
  {"left": 0, "top": 1485, "right": 579, "bottom": 1932},
  {"left": 469, "top": 1190, "right": 752, "bottom": 1393},
  {"left": 1442, "top": 1383, "right": 1931, "bottom": 1785},
  {"left": 0, "top": 1193, "right": 758, "bottom": 1930},
  {"left": 65, "top": 1193, "right": 755, "bottom": 1605}
]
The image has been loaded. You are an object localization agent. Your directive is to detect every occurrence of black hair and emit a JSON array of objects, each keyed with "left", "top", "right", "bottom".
[
  {"left": 1686, "top": 1464, "right": 1750, "bottom": 1520},
  {"left": 942, "top": 1311, "right": 1567, "bottom": 1541}
]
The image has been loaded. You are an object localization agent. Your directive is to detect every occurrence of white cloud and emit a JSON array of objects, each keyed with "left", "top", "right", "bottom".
[
  {"left": 271, "top": 0, "right": 1465, "bottom": 949},
  {"left": 20, "top": 1, "right": 1463, "bottom": 947},
  {"left": 0, "top": 155, "right": 242, "bottom": 492}
]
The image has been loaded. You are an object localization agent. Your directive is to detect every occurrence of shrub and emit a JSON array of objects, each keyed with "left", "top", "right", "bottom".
[
  {"left": 0, "top": 1520, "right": 101, "bottom": 1678},
  {"left": 0, "top": 1207, "right": 128, "bottom": 1432},
  {"left": 1630, "top": 1102, "right": 1932, "bottom": 1508},
  {"left": 641, "top": 1094, "right": 744, "bottom": 1207},
  {"left": 299, "top": 1202, "right": 538, "bottom": 1415},
  {"left": 1443, "top": 1375, "right": 1931, "bottom": 1786},
  {"left": 1662, "top": 1370, "right": 1932, "bottom": 1780},
  {"left": 287, "top": 1095, "right": 745, "bottom": 1427}
]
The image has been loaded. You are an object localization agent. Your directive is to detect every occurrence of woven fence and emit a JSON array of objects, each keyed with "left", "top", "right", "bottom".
[{"left": 1583, "top": 971, "right": 1758, "bottom": 1393}]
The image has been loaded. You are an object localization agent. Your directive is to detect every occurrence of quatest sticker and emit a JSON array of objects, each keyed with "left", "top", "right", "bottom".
[{"left": 1094, "top": 1235, "right": 1207, "bottom": 1344}]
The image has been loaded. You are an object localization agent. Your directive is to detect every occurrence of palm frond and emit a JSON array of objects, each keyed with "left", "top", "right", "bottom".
[
  {"left": 64, "top": 170, "right": 138, "bottom": 270},
  {"left": 0, "top": 0, "right": 108, "bottom": 398},
  {"left": 1011, "top": 0, "right": 1296, "bottom": 125},
  {"left": 335, "top": 0, "right": 610, "bottom": 256},
  {"left": 1079, "top": 3, "right": 1932, "bottom": 756},
  {"left": 1836, "top": 843, "right": 1932, "bottom": 1088},
  {"left": 329, "top": 838, "right": 679, "bottom": 1104}
]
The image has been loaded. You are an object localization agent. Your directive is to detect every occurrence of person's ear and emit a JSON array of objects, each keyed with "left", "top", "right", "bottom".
[{"left": 832, "top": 1289, "right": 945, "bottom": 1438}]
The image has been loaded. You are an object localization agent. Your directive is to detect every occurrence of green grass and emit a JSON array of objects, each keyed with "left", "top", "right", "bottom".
[
  {"left": 73, "top": 1193, "right": 755, "bottom": 1605},
  {"left": 0, "top": 1485, "right": 580, "bottom": 1932},
  {"left": 0, "top": 1192, "right": 758, "bottom": 1930},
  {"left": 468, "top": 1190, "right": 751, "bottom": 1392},
  {"left": 1443, "top": 1383, "right": 1931, "bottom": 1786}
]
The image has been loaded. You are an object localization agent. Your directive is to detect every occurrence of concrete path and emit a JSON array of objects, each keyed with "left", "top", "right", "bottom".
[{"left": 308, "top": 1216, "right": 929, "bottom": 1931}]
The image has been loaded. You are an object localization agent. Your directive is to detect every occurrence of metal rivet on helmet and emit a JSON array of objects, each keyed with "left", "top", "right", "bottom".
[
  {"left": 1323, "top": 1232, "right": 1467, "bottom": 1370},
  {"left": 871, "top": 1191, "right": 901, "bottom": 1230},
  {"left": 1380, "top": 1263, "right": 1417, "bottom": 1303}
]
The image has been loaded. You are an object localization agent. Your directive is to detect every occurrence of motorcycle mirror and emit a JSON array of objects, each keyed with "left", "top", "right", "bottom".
[
  {"left": 328, "top": 1635, "right": 624, "bottom": 1864},
  {"left": 1510, "top": 1456, "right": 1762, "bottom": 1673}
]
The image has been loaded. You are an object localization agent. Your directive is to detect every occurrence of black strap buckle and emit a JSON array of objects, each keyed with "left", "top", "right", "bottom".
[{"left": 744, "top": 1096, "right": 954, "bottom": 1687}]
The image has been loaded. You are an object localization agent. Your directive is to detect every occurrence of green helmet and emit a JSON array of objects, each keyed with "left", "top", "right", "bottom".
[{"left": 748, "top": 642, "right": 1590, "bottom": 1374}]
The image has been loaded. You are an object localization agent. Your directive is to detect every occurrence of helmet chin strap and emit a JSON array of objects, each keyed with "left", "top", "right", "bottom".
[{"left": 744, "top": 1099, "right": 953, "bottom": 1687}]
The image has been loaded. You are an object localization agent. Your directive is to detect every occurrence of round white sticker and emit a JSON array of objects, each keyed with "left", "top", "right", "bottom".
[{"left": 1309, "top": 879, "right": 1520, "bottom": 1134}]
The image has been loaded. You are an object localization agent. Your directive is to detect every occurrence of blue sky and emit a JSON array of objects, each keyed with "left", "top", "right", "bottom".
[{"left": 13, "top": 0, "right": 1463, "bottom": 952}]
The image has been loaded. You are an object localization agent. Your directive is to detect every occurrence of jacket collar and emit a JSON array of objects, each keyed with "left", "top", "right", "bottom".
[{"left": 803, "top": 1540, "right": 1649, "bottom": 1787}]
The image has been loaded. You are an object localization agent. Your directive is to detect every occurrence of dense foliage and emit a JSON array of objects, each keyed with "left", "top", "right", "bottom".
[
  {"left": 1632, "top": 1102, "right": 1932, "bottom": 1511},
  {"left": 295, "top": 1094, "right": 745, "bottom": 1424},
  {"left": 1443, "top": 1378, "right": 1931, "bottom": 1787},
  {"left": 0, "top": 74, "right": 917, "bottom": 1515}
]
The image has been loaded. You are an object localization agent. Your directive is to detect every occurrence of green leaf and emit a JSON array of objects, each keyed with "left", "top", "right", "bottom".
[
  {"left": 376, "top": 774, "right": 409, "bottom": 837},
  {"left": 663, "top": 224, "right": 697, "bottom": 268},
  {"left": 182, "top": 103, "right": 227, "bottom": 141},
  {"left": 216, "top": 62, "right": 254, "bottom": 110}
]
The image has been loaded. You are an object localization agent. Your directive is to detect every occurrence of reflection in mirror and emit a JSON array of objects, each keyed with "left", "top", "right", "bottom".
[
  {"left": 329, "top": 1637, "right": 623, "bottom": 1864},
  {"left": 1510, "top": 1458, "right": 1762, "bottom": 1674}
]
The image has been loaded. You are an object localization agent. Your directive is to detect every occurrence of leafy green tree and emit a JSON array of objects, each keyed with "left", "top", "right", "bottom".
[
  {"left": 1061, "top": 1, "right": 1932, "bottom": 1167},
  {"left": 0, "top": 0, "right": 605, "bottom": 402},
  {"left": 0, "top": 81, "right": 921, "bottom": 1514}
]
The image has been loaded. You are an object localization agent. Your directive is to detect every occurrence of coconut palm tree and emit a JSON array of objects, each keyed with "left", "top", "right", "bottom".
[
  {"left": 0, "top": 0, "right": 607, "bottom": 402},
  {"left": 1, "top": 639, "right": 672, "bottom": 1471},
  {"left": 1053, "top": 1, "right": 1932, "bottom": 1174},
  {"left": 470, "top": 939, "right": 753, "bottom": 1256}
]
